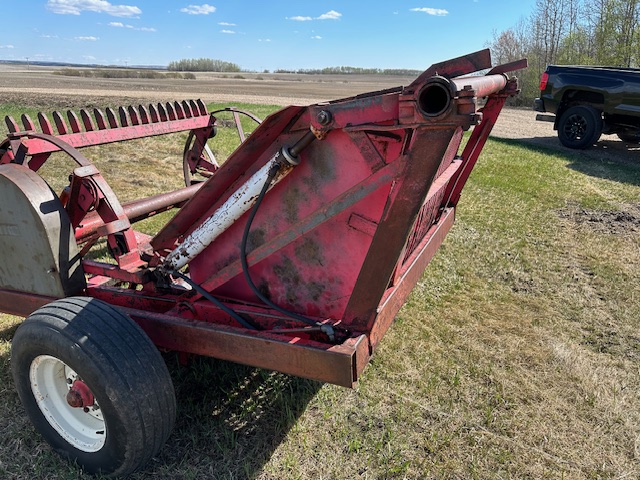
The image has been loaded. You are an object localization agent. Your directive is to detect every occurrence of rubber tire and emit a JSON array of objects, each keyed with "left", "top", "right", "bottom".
[
  {"left": 11, "top": 297, "right": 176, "bottom": 477},
  {"left": 617, "top": 131, "right": 640, "bottom": 144},
  {"left": 557, "top": 105, "right": 603, "bottom": 149}
]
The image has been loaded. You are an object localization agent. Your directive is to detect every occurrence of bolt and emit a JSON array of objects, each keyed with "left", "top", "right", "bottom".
[{"left": 317, "top": 110, "right": 332, "bottom": 126}]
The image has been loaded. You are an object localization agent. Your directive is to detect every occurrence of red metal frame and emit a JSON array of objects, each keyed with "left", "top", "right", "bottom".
[{"left": 0, "top": 50, "right": 526, "bottom": 387}]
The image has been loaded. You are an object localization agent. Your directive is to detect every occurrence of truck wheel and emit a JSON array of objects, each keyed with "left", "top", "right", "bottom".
[
  {"left": 617, "top": 131, "right": 640, "bottom": 144},
  {"left": 557, "top": 105, "right": 603, "bottom": 149},
  {"left": 11, "top": 297, "right": 176, "bottom": 477}
]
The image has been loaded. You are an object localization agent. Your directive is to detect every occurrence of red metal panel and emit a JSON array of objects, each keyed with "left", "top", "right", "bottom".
[
  {"left": 0, "top": 289, "right": 56, "bottom": 317},
  {"left": 122, "top": 307, "right": 368, "bottom": 387},
  {"left": 343, "top": 127, "right": 463, "bottom": 331}
]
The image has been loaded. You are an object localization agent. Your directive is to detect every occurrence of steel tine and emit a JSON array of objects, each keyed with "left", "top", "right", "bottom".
[
  {"left": 105, "top": 108, "right": 119, "bottom": 128},
  {"left": 149, "top": 104, "right": 160, "bottom": 123},
  {"left": 52, "top": 111, "right": 69, "bottom": 134},
  {"left": 67, "top": 111, "right": 81, "bottom": 133},
  {"left": 182, "top": 100, "right": 193, "bottom": 118},
  {"left": 196, "top": 99, "right": 207, "bottom": 115},
  {"left": 138, "top": 105, "right": 150, "bottom": 124},
  {"left": 128, "top": 105, "right": 140, "bottom": 125},
  {"left": 189, "top": 100, "right": 200, "bottom": 116},
  {"left": 80, "top": 109, "right": 96, "bottom": 131},
  {"left": 174, "top": 101, "right": 185, "bottom": 119},
  {"left": 5, "top": 116, "right": 20, "bottom": 133},
  {"left": 37, "top": 112, "right": 54, "bottom": 135},
  {"left": 21, "top": 114, "right": 36, "bottom": 132},
  {"left": 165, "top": 102, "right": 177, "bottom": 121},
  {"left": 118, "top": 106, "right": 130, "bottom": 127},
  {"left": 157, "top": 103, "right": 168, "bottom": 121},
  {"left": 94, "top": 109, "right": 108, "bottom": 130},
  {"left": 232, "top": 109, "right": 246, "bottom": 142}
]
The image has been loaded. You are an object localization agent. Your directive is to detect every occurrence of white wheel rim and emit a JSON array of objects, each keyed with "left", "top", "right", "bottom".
[{"left": 29, "top": 355, "right": 106, "bottom": 452}]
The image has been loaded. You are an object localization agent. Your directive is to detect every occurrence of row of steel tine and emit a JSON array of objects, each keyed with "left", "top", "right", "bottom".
[{"left": 5, "top": 99, "right": 209, "bottom": 136}]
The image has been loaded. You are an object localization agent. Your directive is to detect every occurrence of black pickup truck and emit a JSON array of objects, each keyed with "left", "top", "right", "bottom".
[{"left": 534, "top": 65, "right": 640, "bottom": 148}]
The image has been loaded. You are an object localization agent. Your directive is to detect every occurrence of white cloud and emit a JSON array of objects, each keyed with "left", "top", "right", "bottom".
[
  {"left": 288, "top": 10, "right": 342, "bottom": 21},
  {"left": 75, "top": 36, "right": 99, "bottom": 40},
  {"left": 221, "top": 30, "right": 235, "bottom": 34},
  {"left": 83, "top": 55, "right": 96, "bottom": 60},
  {"left": 317, "top": 10, "right": 341, "bottom": 20},
  {"left": 40, "top": 34, "right": 59, "bottom": 39},
  {"left": 311, "top": 35, "right": 322, "bottom": 40},
  {"left": 109, "top": 21, "right": 155, "bottom": 31},
  {"left": 47, "top": 0, "right": 142, "bottom": 17},
  {"left": 410, "top": 7, "right": 448, "bottom": 16},
  {"left": 0, "top": 45, "right": 15, "bottom": 49},
  {"left": 180, "top": 4, "right": 216, "bottom": 15},
  {"left": 219, "top": 22, "right": 235, "bottom": 26},
  {"left": 258, "top": 38, "right": 271, "bottom": 42}
]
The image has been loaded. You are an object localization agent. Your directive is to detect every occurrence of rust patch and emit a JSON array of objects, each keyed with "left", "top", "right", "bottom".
[
  {"left": 306, "top": 281, "right": 325, "bottom": 302},
  {"left": 258, "top": 279, "right": 271, "bottom": 301},
  {"left": 273, "top": 258, "right": 302, "bottom": 287},
  {"left": 273, "top": 257, "right": 302, "bottom": 305},
  {"left": 282, "top": 186, "right": 306, "bottom": 223},
  {"left": 307, "top": 146, "right": 336, "bottom": 182},
  {"left": 246, "top": 228, "right": 266, "bottom": 253},
  {"left": 302, "top": 175, "right": 321, "bottom": 194},
  {"left": 295, "top": 236, "right": 324, "bottom": 266}
]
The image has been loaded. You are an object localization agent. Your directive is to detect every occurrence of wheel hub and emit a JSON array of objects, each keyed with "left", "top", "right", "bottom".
[{"left": 66, "top": 379, "right": 95, "bottom": 408}]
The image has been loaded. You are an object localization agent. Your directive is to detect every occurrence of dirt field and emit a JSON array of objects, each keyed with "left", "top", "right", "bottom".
[{"left": 2, "top": 64, "right": 638, "bottom": 163}]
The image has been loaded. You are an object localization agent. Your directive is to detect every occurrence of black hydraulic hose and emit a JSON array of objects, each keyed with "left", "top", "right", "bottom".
[
  {"left": 240, "top": 161, "right": 336, "bottom": 340},
  {"left": 169, "top": 268, "right": 259, "bottom": 330}
]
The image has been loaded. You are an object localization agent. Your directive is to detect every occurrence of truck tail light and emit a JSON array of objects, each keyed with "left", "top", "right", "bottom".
[{"left": 539, "top": 72, "right": 549, "bottom": 91}]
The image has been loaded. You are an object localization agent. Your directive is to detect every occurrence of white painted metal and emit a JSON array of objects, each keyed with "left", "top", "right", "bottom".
[
  {"left": 164, "top": 152, "right": 292, "bottom": 271},
  {"left": 29, "top": 355, "right": 106, "bottom": 452}
]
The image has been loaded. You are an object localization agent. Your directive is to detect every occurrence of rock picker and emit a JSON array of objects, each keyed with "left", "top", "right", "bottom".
[{"left": 0, "top": 49, "right": 525, "bottom": 476}]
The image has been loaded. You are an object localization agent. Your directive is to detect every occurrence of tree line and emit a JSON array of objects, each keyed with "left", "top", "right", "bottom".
[
  {"left": 167, "top": 57, "right": 420, "bottom": 76},
  {"left": 274, "top": 66, "right": 421, "bottom": 76},
  {"left": 487, "top": 0, "right": 640, "bottom": 105},
  {"left": 167, "top": 58, "right": 242, "bottom": 72}
]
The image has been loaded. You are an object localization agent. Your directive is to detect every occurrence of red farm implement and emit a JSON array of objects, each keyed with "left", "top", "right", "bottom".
[{"left": 1, "top": 49, "right": 525, "bottom": 476}]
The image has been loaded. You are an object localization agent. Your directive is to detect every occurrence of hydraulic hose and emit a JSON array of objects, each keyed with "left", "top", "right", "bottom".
[
  {"left": 168, "top": 268, "right": 259, "bottom": 330},
  {"left": 240, "top": 161, "right": 336, "bottom": 341}
]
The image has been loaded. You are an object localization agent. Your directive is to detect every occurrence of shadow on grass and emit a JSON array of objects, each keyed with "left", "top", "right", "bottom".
[
  {"left": 0, "top": 322, "right": 19, "bottom": 343},
  {"left": 142, "top": 354, "right": 323, "bottom": 479},
  {"left": 491, "top": 136, "right": 640, "bottom": 187}
]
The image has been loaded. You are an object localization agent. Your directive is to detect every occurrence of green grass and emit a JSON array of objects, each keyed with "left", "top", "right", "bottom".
[{"left": 0, "top": 98, "right": 639, "bottom": 478}]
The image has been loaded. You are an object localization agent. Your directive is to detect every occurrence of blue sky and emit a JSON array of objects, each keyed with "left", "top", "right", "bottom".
[{"left": 0, "top": 1, "right": 536, "bottom": 71}]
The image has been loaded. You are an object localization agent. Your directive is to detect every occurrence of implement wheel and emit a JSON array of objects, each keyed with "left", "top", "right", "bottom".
[
  {"left": 11, "top": 297, "right": 176, "bottom": 477},
  {"left": 557, "top": 105, "right": 602, "bottom": 149},
  {"left": 183, "top": 107, "right": 262, "bottom": 186},
  {"left": 183, "top": 130, "right": 219, "bottom": 186}
]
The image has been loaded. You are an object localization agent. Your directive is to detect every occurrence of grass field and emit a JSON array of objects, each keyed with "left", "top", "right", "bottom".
[{"left": 0, "top": 99, "right": 638, "bottom": 479}]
